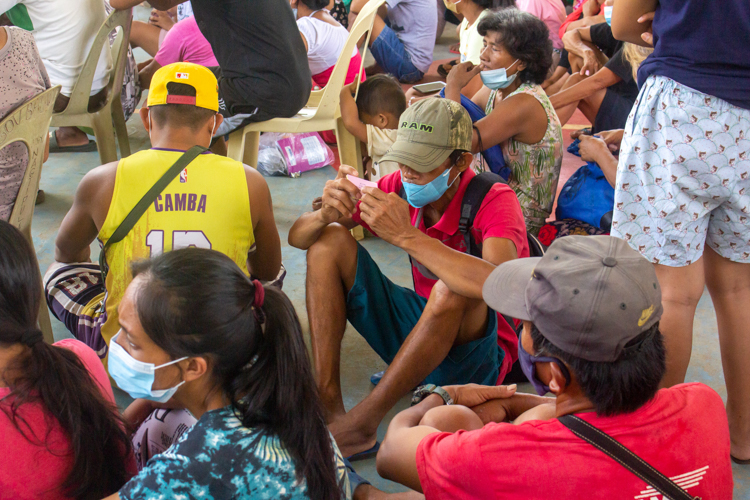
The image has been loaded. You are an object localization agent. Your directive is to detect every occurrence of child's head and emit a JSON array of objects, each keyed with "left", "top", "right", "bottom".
[{"left": 356, "top": 74, "right": 406, "bottom": 130}]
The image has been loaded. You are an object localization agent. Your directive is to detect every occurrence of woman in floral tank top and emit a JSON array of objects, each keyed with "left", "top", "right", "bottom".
[{"left": 445, "top": 9, "right": 563, "bottom": 235}]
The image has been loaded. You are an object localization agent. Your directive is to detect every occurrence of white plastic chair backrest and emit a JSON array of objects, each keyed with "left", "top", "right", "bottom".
[
  {"left": 312, "top": 0, "right": 385, "bottom": 120},
  {"left": 56, "top": 8, "right": 132, "bottom": 117},
  {"left": 6, "top": 86, "right": 61, "bottom": 240}
]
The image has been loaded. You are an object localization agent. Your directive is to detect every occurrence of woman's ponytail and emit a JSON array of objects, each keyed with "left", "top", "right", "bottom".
[{"left": 233, "top": 283, "right": 340, "bottom": 499}]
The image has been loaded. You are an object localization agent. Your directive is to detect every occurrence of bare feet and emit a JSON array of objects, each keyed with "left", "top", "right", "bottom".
[
  {"left": 354, "top": 484, "right": 425, "bottom": 500},
  {"left": 328, "top": 413, "right": 378, "bottom": 458},
  {"left": 54, "top": 127, "right": 90, "bottom": 148}
]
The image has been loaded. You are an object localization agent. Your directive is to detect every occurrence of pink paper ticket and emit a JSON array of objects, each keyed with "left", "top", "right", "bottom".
[{"left": 346, "top": 174, "right": 378, "bottom": 191}]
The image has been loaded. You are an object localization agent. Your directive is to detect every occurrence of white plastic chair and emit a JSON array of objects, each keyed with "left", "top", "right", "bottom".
[
  {"left": 226, "top": 0, "right": 385, "bottom": 176},
  {"left": 50, "top": 8, "right": 133, "bottom": 165},
  {"left": 6, "top": 86, "right": 62, "bottom": 344}
]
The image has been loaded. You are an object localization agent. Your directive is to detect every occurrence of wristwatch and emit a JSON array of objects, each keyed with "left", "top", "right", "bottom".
[{"left": 411, "top": 384, "right": 453, "bottom": 406}]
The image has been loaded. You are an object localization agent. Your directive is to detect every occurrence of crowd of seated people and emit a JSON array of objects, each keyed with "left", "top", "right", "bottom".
[{"left": 0, "top": 0, "right": 748, "bottom": 498}]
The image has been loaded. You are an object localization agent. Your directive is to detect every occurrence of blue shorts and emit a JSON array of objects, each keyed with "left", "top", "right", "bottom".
[
  {"left": 370, "top": 25, "right": 424, "bottom": 84},
  {"left": 346, "top": 244, "right": 502, "bottom": 386}
]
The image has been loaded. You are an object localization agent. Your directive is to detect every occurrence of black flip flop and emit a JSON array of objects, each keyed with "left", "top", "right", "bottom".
[
  {"left": 731, "top": 455, "right": 750, "bottom": 465},
  {"left": 48, "top": 130, "right": 98, "bottom": 153},
  {"left": 346, "top": 441, "right": 380, "bottom": 462}
]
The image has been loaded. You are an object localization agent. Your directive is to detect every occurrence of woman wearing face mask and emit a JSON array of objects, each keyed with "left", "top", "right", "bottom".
[
  {"left": 0, "top": 220, "right": 135, "bottom": 499},
  {"left": 445, "top": 8, "right": 563, "bottom": 236},
  {"left": 104, "top": 247, "right": 351, "bottom": 500}
]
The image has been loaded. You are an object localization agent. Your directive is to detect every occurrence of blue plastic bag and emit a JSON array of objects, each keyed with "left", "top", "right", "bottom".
[{"left": 556, "top": 162, "right": 615, "bottom": 229}]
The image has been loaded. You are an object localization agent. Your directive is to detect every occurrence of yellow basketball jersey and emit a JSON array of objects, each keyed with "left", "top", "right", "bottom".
[{"left": 98, "top": 149, "right": 254, "bottom": 368}]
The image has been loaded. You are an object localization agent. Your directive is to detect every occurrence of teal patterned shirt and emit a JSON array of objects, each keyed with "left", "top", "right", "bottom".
[{"left": 120, "top": 405, "right": 351, "bottom": 500}]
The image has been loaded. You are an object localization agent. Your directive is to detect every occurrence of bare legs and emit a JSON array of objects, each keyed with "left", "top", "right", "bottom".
[
  {"left": 656, "top": 248, "right": 750, "bottom": 459},
  {"left": 306, "top": 224, "right": 490, "bottom": 457},
  {"left": 654, "top": 258, "right": 705, "bottom": 387},
  {"left": 704, "top": 248, "right": 750, "bottom": 460}
]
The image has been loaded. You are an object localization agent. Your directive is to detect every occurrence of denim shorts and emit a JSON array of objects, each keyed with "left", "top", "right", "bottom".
[
  {"left": 346, "top": 244, "right": 502, "bottom": 386},
  {"left": 370, "top": 25, "right": 424, "bottom": 84}
]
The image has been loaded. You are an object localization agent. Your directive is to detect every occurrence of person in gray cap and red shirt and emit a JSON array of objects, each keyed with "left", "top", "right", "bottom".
[
  {"left": 376, "top": 235, "right": 733, "bottom": 499},
  {"left": 289, "top": 98, "right": 528, "bottom": 460}
]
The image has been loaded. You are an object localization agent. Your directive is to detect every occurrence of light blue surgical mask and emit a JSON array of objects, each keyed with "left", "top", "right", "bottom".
[
  {"left": 292, "top": 7, "right": 297, "bottom": 18},
  {"left": 401, "top": 166, "right": 458, "bottom": 208},
  {"left": 603, "top": 6, "right": 613, "bottom": 26},
  {"left": 480, "top": 59, "right": 519, "bottom": 90},
  {"left": 109, "top": 332, "right": 187, "bottom": 403}
]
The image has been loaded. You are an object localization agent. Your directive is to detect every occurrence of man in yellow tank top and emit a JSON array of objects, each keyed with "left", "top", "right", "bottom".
[{"left": 44, "top": 63, "right": 282, "bottom": 370}]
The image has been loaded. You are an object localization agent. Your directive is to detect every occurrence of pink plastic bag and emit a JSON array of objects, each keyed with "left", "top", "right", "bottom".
[{"left": 276, "top": 132, "right": 335, "bottom": 176}]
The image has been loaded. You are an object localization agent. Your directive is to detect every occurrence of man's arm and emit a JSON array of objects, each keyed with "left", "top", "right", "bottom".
[
  {"left": 110, "top": 0, "right": 184, "bottom": 10},
  {"left": 376, "top": 394, "right": 445, "bottom": 492},
  {"left": 357, "top": 187, "right": 520, "bottom": 299},
  {"left": 55, "top": 163, "right": 117, "bottom": 263},
  {"left": 244, "top": 167, "right": 282, "bottom": 281},
  {"left": 137, "top": 59, "right": 162, "bottom": 90},
  {"left": 611, "top": 0, "right": 657, "bottom": 46},
  {"left": 549, "top": 67, "right": 621, "bottom": 109},
  {"left": 288, "top": 165, "right": 361, "bottom": 250}
]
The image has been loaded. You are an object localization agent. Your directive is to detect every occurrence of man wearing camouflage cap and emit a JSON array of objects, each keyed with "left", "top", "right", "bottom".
[{"left": 289, "top": 98, "right": 528, "bottom": 459}]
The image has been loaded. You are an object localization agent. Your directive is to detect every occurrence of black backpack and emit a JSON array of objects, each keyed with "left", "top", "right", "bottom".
[{"left": 459, "top": 172, "right": 546, "bottom": 259}]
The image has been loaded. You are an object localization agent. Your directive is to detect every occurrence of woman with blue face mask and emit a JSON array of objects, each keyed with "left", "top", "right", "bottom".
[
  {"left": 444, "top": 8, "right": 564, "bottom": 236},
  {"left": 104, "top": 247, "right": 351, "bottom": 500}
]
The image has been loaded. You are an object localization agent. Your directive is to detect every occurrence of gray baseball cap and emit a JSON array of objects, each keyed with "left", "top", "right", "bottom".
[
  {"left": 482, "top": 236, "right": 663, "bottom": 362},
  {"left": 380, "top": 98, "right": 472, "bottom": 173}
]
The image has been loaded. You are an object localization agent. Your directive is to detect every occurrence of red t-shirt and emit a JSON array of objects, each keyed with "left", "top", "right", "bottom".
[
  {"left": 353, "top": 169, "right": 529, "bottom": 380},
  {"left": 0, "top": 339, "right": 134, "bottom": 499},
  {"left": 416, "top": 383, "right": 733, "bottom": 500}
]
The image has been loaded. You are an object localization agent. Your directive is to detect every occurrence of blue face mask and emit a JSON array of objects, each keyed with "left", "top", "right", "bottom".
[
  {"left": 109, "top": 332, "right": 187, "bottom": 403},
  {"left": 518, "top": 337, "right": 571, "bottom": 396},
  {"left": 480, "top": 59, "right": 519, "bottom": 90},
  {"left": 401, "top": 166, "right": 458, "bottom": 208},
  {"left": 603, "top": 6, "right": 613, "bottom": 26},
  {"left": 292, "top": 7, "right": 297, "bottom": 17}
]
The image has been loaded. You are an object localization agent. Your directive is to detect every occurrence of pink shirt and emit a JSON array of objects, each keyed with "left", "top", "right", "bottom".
[
  {"left": 517, "top": 0, "right": 567, "bottom": 50},
  {"left": 353, "top": 169, "right": 529, "bottom": 379},
  {"left": 417, "top": 383, "right": 733, "bottom": 499},
  {"left": 154, "top": 16, "right": 218, "bottom": 68},
  {"left": 0, "top": 339, "right": 127, "bottom": 499}
]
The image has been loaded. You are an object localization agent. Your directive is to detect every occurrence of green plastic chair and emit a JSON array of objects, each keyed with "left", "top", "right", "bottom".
[
  {"left": 5, "top": 85, "right": 62, "bottom": 344},
  {"left": 50, "top": 8, "right": 133, "bottom": 165}
]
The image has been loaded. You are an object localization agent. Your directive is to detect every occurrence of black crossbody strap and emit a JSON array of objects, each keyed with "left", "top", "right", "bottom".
[
  {"left": 99, "top": 146, "right": 207, "bottom": 279},
  {"left": 558, "top": 415, "right": 700, "bottom": 500}
]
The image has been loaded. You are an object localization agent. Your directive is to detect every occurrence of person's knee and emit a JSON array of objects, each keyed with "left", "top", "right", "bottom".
[
  {"left": 306, "top": 224, "right": 357, "bottom": 269},
  {"left": 420, "top": 405, "right": 483, "bottom": 433},
  {"left": 428, "top": 280, "right": 471, "bottom": 313}
]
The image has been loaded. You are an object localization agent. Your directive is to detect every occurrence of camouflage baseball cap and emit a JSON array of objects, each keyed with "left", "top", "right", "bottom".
[{"left": 380, "top": 98, "right": 472, "bottom": 173}]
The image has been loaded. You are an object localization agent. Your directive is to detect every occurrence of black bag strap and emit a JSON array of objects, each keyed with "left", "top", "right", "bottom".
[
  {"left": 99, "top": 146, "right": 207, "bottom": 280},
  {"left": 558, "top": 415, "right": 701, "bottom": 500},
  {"left": 459, "top": 172, "right": 503, "bottom": 256}
]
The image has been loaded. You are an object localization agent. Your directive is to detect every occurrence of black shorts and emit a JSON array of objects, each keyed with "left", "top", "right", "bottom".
[{"left": 593, "top": 88, "right": 635, "bottom": 133}]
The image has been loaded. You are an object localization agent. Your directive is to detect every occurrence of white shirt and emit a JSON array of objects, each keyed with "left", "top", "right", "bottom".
[
  {"left": 0, "top": 0, "right": 112, "bottom": 95},
  {"left": 296, "top": 14, "right": 355, "bottom": 76}
]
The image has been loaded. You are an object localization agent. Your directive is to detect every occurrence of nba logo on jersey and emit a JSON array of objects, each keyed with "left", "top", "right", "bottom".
[
  {"left": 179, "top": 168, "right": 188, "bottom": 183},
  {"left": 175, "top": 72, "right": 189, "bottom": 80}
]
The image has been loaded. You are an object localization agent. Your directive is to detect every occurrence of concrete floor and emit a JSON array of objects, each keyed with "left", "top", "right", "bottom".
[{"left": 28, "top": 7, "right": 749, "bottom": 498}]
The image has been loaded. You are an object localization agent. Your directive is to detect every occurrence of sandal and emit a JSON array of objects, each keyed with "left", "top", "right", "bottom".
[{"left": 48, "top": 130, "right": 98, "bottom": 153}]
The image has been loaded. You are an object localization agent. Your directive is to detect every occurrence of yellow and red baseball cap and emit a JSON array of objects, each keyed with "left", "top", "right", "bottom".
[{"left": 147, "top": 62, "right": 219, "bottom": 112}]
